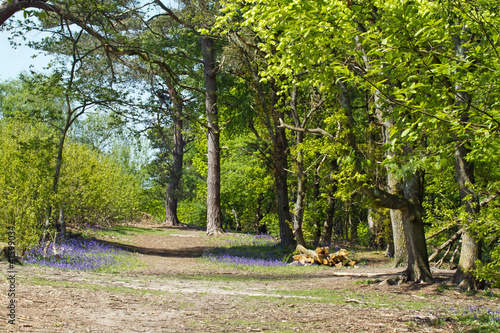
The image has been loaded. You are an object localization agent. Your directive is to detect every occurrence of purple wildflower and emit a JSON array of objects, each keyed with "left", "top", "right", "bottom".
[{"left": 22, "top": 237, "right": 127, "bottom": 271}]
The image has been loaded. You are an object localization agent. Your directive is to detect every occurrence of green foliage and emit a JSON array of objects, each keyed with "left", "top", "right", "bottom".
[
  {"left": 0, "top": 120, "right": 55, "bottom": 251},
  {"left": 56, "top": 141, "right": 142, "bottom": 226},
  {"left": 215, "top": 0, "right": 500, "bottom": 284},
  {"left": 0, "top": 119, "right": 142, "bottom": 251},
  {"left": 357, "top": 223, "right": 371, "bottom": 248},
  {"left": 0, "top": 73, "right": 65, "bottom": 125}
]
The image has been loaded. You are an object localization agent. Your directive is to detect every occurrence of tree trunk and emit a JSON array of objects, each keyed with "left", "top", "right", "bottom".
[
  {"left": 367, "top": 207, "right": 388, "bottom": 250},
  {"left": 320, "top": 194, "right": 336, "bottom": 245},
  {"left": 452, "top": 35, "right": 481, "bottom": 290},
  {"left": 164, "top": 83, "right": 184, "bottom": 227},
  {"left": 201, "top": 35, "right": 224, "bottom": 236},
  {"left": 231, "top": 207, "right": 240, "bottom": 231},
  {"left": 453, "top": 133, "right": 481, "bottom": 289},
  {"left": 399, "top": 171, "right": 433, "bottom": 282},
  {"left": 320, "top": 160, "right": 338, "bottom": 245},
  {"left": 290, "top": 86, "right": 306, "bottom": 247},
  {"left": 253, "top": 195, "right": 264, "bottom": 234},
  {"left": 59, "top": 208, "right": 65, "bottom": 238},
  {"left": 44, "top": 122, "right": 70, "bottom": 240},
  {"left": 274, "top": 144, "right": 295, "bottom": 245},
  {"left": 312, "top": 167, "right": 322, "bottom": 246},
  {"left": 272, "top": 88, "right": 295, "bottom": 245},
  {"left": 340, "top": 79, "right": 432, "bottom": 282}
]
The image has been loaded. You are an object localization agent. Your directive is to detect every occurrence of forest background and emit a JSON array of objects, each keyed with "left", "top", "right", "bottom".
[{"left": 0, "top": 0, "right": 499, "bottom": 290}]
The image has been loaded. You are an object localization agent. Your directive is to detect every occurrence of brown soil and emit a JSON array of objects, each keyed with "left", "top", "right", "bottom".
[{"left": 1, "top": 224, "right": 499, "bottom": 332}]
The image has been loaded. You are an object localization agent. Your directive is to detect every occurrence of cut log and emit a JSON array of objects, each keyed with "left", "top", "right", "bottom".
[
  {"left": 293, "top": 254, "right": 308, "bottom": 261},
  {"left": 294, "top": 245, "right": 356, "bottom": 267},
  {"left": 297, "top": 245, "right": 318, "bottom": 259}
]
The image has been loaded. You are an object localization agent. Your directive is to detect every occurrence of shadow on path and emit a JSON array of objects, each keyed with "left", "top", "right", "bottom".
[{"left": 99, "top": 238, "right": 213, "bottom": 259}]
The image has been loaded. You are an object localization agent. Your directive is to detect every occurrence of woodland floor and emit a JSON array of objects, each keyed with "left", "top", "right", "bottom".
[{"left": 1, "top": 223, "right": 499, "bottom": 332}]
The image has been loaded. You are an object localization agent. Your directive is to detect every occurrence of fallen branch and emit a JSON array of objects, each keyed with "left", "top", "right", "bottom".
[
  {"left": 428, "top": 229, "right": 462, "bottom": 262},
  {"left": 426, "top": 225, "right": 455, "bottom": 240},
  {"left": 345, "top": 298, "right": 366, "bottom": 304}
]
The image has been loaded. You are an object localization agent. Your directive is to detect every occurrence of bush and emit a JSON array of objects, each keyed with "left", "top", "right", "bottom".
[{"left": 0, "top": 119, "right": 143, "bottom": 252}]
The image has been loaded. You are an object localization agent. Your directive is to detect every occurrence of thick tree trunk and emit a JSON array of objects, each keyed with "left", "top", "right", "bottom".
[
  {"left": 389, "top": 202, "right": 407, "bottom": 266},
  {"left": 274, "top": 143, "right": 295, "bottom": 245},
  {"left": 453, "top": 133, "right": 481, "bottom": 289},
  {"left": 201, "top": 35, "right": 224, "bottom": 236},
  {"left": 240, "top": 49, "right": 294, "bottom": 244},
  {"left": 374, "top": 92, "right": 408, "bottom": 266},
  {"left": 339, "top": 79, "right": 432, "bottom": 282},
  {"left": 400, "top": 206, "right": 433, "bottom": 282},
  {"left": 453, "top": 231, "right": 481, "bottom": 289},
  {"left": 399, "top": 171, "right": 434, "bottom": 282},
  {"left": 272, "top": 88, "right": 295, "bottom": 245},
  {"left": 451, "top": 34, "right": 481, "bottom": 290}
]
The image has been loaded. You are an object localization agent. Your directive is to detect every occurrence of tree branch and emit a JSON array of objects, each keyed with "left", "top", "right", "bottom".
[{"left": 278, "top": 118, "right": 335, "bottom": 140}]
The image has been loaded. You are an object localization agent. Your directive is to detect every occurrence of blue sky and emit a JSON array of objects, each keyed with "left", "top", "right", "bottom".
[
  {"left": 0, "top": 1, "right": 177, "bottom": 82},
  {"left": 0, "top": 12, "right": 53, "bottom": 81}
]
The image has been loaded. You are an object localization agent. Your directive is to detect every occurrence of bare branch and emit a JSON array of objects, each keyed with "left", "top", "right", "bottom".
[
  {"left": 480, "top": 192, "right": 500, "bottom": 207},
  {"left": 278, "top": 118, "right": 336, "bottom": 140}
]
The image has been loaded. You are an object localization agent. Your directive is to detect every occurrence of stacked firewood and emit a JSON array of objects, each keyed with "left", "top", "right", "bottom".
[{"left": 292, "top": 245, "right": 356, "bottom": 267}]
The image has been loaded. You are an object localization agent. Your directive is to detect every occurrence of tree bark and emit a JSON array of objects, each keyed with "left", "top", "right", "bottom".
[
  {"left": 201, "top": 35, "right": 224, "bottom": 236},
  {"left": 452, "top": 34, "right": 481, "bottom": 290},
  {"left": 273, "top": 130, "right": 295, "bottom": 245},
  {"left": 0, "top": 0, "right": 56, "bottom": 26},
  {"left": 453, "top": 133, "right": 481, "bottom": 289},
  {"left": 290, "top": 86, "right": 306, "bottom": 247},
  {"left": 163, "top": 82, "right": 184, "bottom": 227}
]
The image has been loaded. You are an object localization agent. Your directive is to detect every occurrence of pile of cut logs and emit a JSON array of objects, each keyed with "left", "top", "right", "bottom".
[{"left": 292, "top": 245, "right": 356, "bottom": 267}]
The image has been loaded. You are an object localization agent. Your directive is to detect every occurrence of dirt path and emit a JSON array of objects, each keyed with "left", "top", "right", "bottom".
[{"left": 1, "top": 225, "right": 498, "bottom": 332}]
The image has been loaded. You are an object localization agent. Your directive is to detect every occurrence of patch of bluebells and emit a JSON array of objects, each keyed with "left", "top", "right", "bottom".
[
  {"left": 203, "top": 234, "right": 290, "bottom": 267},
  {"left": 23, "top": 237, "right": 127, "bottom": 271},
  {"left": 447, "top": 304, "right": 500, "bottom": 326},
  {"left": 203, "top": 253, "right": 288, "bottom": 267}
]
